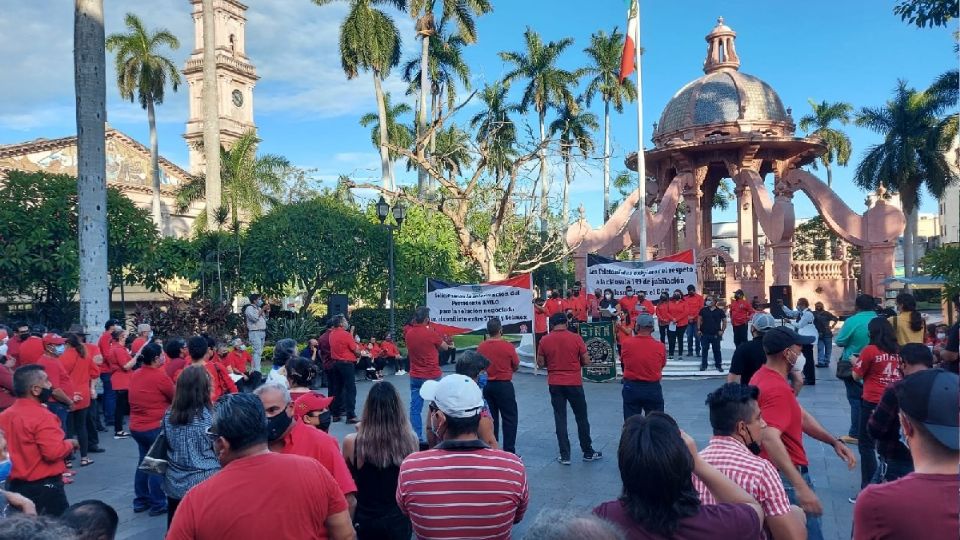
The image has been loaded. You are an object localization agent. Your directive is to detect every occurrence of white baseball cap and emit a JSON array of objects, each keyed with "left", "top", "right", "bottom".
[{"left": 420, "top": 374, "right": 484, "bottom": 418}]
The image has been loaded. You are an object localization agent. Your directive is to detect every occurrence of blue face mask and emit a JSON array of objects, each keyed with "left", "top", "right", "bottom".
[
  {"left": 478, "top": 372, "right": 488, "bottom": 389},
  {"left": 53, "top": 344, "right": 66, "bottom": 356},
  {"left": 0, "top": 459, "right": 12, "bottom": 483}
]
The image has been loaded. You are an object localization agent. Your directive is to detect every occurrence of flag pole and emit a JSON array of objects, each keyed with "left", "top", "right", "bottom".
[{"left": 634, "top": 0, "right": 647, "bottom": 262}]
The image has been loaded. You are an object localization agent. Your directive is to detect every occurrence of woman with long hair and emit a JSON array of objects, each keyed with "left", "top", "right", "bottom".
[
  {"left": 655, "top": 292, "right": 671, "bottom": 344},
  {"left": 851, "top": 317, "right": 902, "bottom": 495},
  {"left": 342, "top": 381, "right": 419, "bottom": 539},
  {"left": 163, "top": 365, "right": 220, "bottom": 528},
  {"left": 60, "top": 332, "right": 100, "bottom": 466},
  {"left": 106, "top": 329, "right": 136, "bottom": 439},
  {"left": 128, "top": 343, "right": 174, "bottom": 516},
  {"left": 594, "top": 412, "right": 763, "bottom": 538},
  {"left": 285, "top": 356, "right": 317, "bottom": 401},
  {"left": 889, "top": 292, "right": 926, "bottom": 345},
  {"left": 667, "top": 289, "right": 688, "bottom": 359}
]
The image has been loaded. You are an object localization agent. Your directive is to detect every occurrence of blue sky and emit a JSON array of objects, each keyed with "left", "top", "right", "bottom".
[{"left": 0, "top": 0, "right": 955, "bottom": 226}]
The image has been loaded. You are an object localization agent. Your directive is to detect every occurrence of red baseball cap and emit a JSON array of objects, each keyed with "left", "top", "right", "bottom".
[
  {"left": 293, "top": 392, "right": 334, "bottom": 418},
  {"left": 42, "top": 333, "right": 66, "bottom": 346}
]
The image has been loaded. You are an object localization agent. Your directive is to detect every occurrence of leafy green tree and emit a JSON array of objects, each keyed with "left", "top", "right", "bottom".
[
  {"left": 549, "top": 101, "right": 598, "bottom": 224},
  {"left": 243, "top": 196, "right": 387, "bottom": 315},
  {"left": 314, "top": 0, "right": 406, "bottom": 190},
  {"left": 894, "top": 0, "right": 957, "bottom": 27},
  {"left": 582, "top": 28, "right": 637, "bottom": 221},
  {"left": 855, "top": 79, "right": 958, "bottom": 276},
  {"left": 431, "top": 124, "right": 473, "bottom": 180},
  {"left": 175, "top": 130, "right": 289, "bottom": 231},
  {"left": 798, "top": 100, "right": 853, "bottom": 188},
  {"left": 360, "top": 93, "right": 414, "bottom": 161},
  {"left": 500, "top": 28, "right": 584, "bottom": 232},
  {"left": 920, "top": 245, "right": 960, "bottom": 299},
  {"left": 106, "top": 13, "right": 181, "bottom": 229}
]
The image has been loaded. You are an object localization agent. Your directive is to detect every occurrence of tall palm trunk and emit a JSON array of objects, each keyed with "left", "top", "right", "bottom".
[
  {"left": 202, "top": 0, "right": 221, "bottom": 226},
  {"left": 902, "top": 187, "right": 919, "bottom": 278},
  {"left": 538, "top": 109, "right": 548, "bottom": 233},
  {"left": 373, "top": 73, "right": 392, "bottom": 190},
  {"left": 147, "top": 99, "right": 163, "bottom": 231},
  {"left": 603, "top": 99, "right": 611, "bottom": 222},
  {"left": 75, "top": 0, "right": 109, "bottom": 337},
  {"left": 417, "top": 33, "right": 430, "bottom": 193},
  {"left": 562, "top": 146, "right": 572, "bottom": 225}
]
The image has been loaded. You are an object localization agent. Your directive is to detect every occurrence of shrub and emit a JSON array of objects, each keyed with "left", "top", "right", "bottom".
[
  {"left": 131, "top": 299, "right": 241, "bottom": 340},
  {"left": 268, "top": 316, "right": 320, "bottom": 344},
  {"left": 350, "top": 306, "right": 414, "bottom": 341}
]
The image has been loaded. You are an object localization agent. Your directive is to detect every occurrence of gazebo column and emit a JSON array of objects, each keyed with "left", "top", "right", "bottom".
[
  {"left": 770, "top": 241, "right": 794, "bottom": 285},
  {"left": 736, "top": 185, "right": 755, "bottom": 262},
  {"left": 682, "top": 184, "right": 702, "bottom": 252}
]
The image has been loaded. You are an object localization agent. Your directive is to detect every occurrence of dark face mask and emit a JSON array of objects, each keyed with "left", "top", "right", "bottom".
[
  {"left": 743, "top": 426, "right": 761, "bottom": 456},
  {"left": 673, "top": 295, "right": 682, "bottom": 300},
  {"left": 36, "top": 386, "right": 53, "bottom": 403},
  {"left": 317, "top": 411, "right": 332, "bottom": 432},
  {"left": 18, "top": 332, "right": 29, "bottom": 341},
  {"left": 266, "top": 410, "right": 293, "bottom": 441}
]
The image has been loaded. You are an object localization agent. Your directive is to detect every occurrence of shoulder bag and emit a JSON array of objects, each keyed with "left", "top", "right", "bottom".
[{"left": 138, "top": 422, "right": 170, "bottom": 476}]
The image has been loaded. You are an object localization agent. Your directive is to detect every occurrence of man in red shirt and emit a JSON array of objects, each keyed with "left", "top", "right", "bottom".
[
  {"left": 6, "top": 322, "right": 31, "bottom": 365},
  {"left": 17, "top": 327, "right": 45, "bottom": 367},
  {"left": 327, "top": 315, "right": 366, "bottom": 424},
  {"left": 543, "top": 290, "right": 565, "bottom": 318},
  {"left": 853, "top": 369, "right": 959, "bottom": 540},
  {"left": 477, "top": 317, "right": 520, "bottom": 454},
  {"left": 618, "top": 285, "right": 639, "bottom": 320},
  {"left": 130, "top": 324, "right": 151, "bottom": 356},
  {"left": 36, "top": 334, "right": 76, "bottom": 431},
  {"left": 536, "top": 313, "right": 602, "bottom": 465},
  {"left": 619, "top": 314, "right": 667, "bottom": 420},
  {"left": 178, "top": 336, "right": 237, "bottom": 402},
  {"left": 751, "top": 326, "right": 856, "bottom": 540},
  {"left": 404, "top": 307, "right": 449, "bottom": 444},
  {"left": 568, "top": 282, "right": 588, "bottom": 322},
  {"left": 167, "top": 393, "right": 354, "bottom": 540},
  {"left": 96, "top": 319, "right": 121, "bottom": 428},
  {"left": 255, "top": 382, "right": 357, "bottom": 514},
  {"left": 0, "top": 365, "right": 78, "bottom": 515},
  {"left": 684, "top": 285, "right": 705, "bottom": 358},
  {"left": 379, "top": 333, "right": 405, "bottom": 375},
  {"left": 533, "top": 298, "right": 548, "bottom": 350},
  {"left": 730, "top": 289, "right": 756, "bottom": 348},
  {"left": 224, "top": 338, "right": 259, "bottom": 391},
  {"left": 587, "top": 288, "right": 602, "bottom": 321},
  {"left": 293, "top": 391, "right": 334, "bottom": 432}
]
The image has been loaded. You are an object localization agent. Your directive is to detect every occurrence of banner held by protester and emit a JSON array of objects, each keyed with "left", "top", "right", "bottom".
[
  {"left": 426, "top": 274, "right": 535, "bottom": 335},
  {"left": 586, "top": 250, "right": 697, "bottom": 299}
]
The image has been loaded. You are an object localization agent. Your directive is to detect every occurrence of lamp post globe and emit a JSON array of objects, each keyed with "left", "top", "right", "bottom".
[{"left": 376, "top": 195, "right": 390, "bottom": 224}]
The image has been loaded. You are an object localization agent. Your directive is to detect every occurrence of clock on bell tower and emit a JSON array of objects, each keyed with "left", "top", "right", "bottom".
[{"left": 182, "top": 0, "right": 258, "bottom": 174}]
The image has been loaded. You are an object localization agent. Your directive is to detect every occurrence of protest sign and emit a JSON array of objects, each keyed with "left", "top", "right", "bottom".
[
  {"left": 586, "top": 250, "right": 697, "bottom": 298},
  {"left": 579, "top": 321, "right": 617, "bottom": 383},
  {"left": 426, "top": 274, "right": 535, "bottom": 335}
]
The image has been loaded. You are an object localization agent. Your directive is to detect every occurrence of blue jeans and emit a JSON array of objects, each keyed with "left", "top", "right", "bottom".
[
  {"left": 685, "top": 322, "right": 700, "bottom": 355},
  {"left": 131, "top": 429, "right": 166, "bottom": 512},
  {"left": 780, "top": 469, "right": 824, "bottom": 540},
  {"left": 48, "top": 403, "right": 69, "bottom": 434},
  {"left": 843, "top": 377, "right": 862, "bottom": 438},
  {"left": 700, "top": 334, "right": 722, "bottom": 369},
  {"left": 817, "top": 338, "right": 833, "bottom": 365},
  {"left": 100, "top": 374, "right": 115, "bottom": 424},
  {"left": 410, "top": 377, "right": 440, "bottom": 443},
  {"left": 622, "top": 381, "right": 663, "bottom": 420}
]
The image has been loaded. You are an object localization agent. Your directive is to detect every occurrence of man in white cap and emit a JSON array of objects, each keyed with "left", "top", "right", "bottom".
[{"left": 397, "top": 374, "right": 529, "bottom": 539}]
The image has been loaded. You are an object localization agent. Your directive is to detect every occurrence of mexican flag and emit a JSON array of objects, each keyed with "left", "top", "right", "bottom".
[{"left": 618, "top": 0, "right": 639, "bottom": 81}]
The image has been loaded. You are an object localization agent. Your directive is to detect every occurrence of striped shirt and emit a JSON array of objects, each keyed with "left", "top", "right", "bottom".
[
  {"left": 397, "top": 440, "right": 529, "bottom": 539},
  {"left": 693, "top": 436, "right": 791, "bottom": 539}
]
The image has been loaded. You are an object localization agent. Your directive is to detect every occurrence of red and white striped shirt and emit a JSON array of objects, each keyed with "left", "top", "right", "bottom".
[
  {"left": 693, "top": 436, "right": 791, "bottom": 538},
  {"left": 396, "top": 441, "right": 529, "bottom": 540}
]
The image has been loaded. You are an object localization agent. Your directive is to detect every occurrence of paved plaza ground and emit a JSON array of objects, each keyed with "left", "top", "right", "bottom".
[{"left": 67, "top": 357, "right": 860, "bottom": 540}]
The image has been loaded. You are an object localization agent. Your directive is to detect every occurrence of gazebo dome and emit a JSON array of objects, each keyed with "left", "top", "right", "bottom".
[{"left": 652, "top": 17, "right": 794, "bottom": 147}]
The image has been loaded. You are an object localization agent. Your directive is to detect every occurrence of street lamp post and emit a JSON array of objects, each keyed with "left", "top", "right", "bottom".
[{"left": 376, "top": 195, "right": 406, "bottom": 338}]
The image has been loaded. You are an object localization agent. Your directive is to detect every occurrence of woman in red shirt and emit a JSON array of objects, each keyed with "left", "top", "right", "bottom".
[
  {"left": 667, "top": 289, "right": 688, "bottom": 359},
  {"left": 107, "top": 329, "right": 136, "bottom": 439},
  {"left": 852, "top": 317, "right": 902, "bottom": 493},
  {"left": 128, "top": 343, "right": 174, "bottom": 515},
  {"left": 615, "top": 307, "right": 634, "bottom": 346},
  {"left": 61, "top": 333, "right": 101, "bottom": 466},
  {"left": 655, "top": 293, "right": 671, "bottom": 345}
]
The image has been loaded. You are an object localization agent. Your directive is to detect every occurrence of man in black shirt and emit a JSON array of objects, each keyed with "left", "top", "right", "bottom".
[
  {"left": 812, "top": 302, "right": 839, "bottom": 367},
  {"left": 728, "top": 313, "right": 776, "bottom": 385},
  {"left": 696, "top": 295, "right": 727, "bottom": 372}
]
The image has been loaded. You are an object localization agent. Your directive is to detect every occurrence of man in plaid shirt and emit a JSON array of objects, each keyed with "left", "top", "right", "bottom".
[{"left": 695, "top": 383, "right": 805, "bottom": 540}]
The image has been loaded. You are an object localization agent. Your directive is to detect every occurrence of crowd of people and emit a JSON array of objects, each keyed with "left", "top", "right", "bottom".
[{"left": 0, "top": 286, "right": 954, "bottom": 540}]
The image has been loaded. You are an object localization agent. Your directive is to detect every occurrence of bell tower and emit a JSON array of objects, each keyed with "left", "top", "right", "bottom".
[{"left": 182, "top": 0, "right": 258, "bottom": 173}]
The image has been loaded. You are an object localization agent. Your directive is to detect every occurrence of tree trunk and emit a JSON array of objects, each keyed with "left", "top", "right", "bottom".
[
  {"left": 373, "top": 73, "right": 392, "bottom": 191},
  {"left": 417, "top": 33, "right": 430, "bottom": 193},
  {"left": 147, "top": 99, "right": 163, "bottom": 232},
  {"left": 603, "top": 99, "right": 611, "bottom": 222},
  {"left": 538, "top": 109, "right": 548, "bottom": 233},
  {"left": 74, "top": 0, "right": 110, "bottom": 340},
  {"left": 901, "top": 187, "right": 918, "bottom": 278},
  {"left": 202, "top": 0, "right": 221, "bottom": 227},
  {"left": 562, "top": 149, "right": 572, "bottom": 226}
]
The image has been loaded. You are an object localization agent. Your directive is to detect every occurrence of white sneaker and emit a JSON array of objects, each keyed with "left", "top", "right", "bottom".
[{"left": 395, "top": 370, "right": 407, "bottom": 376}]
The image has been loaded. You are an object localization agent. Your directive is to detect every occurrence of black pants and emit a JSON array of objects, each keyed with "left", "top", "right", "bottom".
[
  {"left": 483, "top": 381, "right": 519, "bottom": 453},
  {"left": 700, "top": 334, "right": 722, "bottom": 370},
  {"left": 6, "top": 476, "right": 68, "bottom": 516},
  {"left": 801, "top": 343, "right": 815, "bottom": 384},
  {"left": 67, "top": 408, "right": 89, "bottom": 458},
  {"left": 732, "top": 324, "right": 749, "bottom": 348},
  {"left": 667, "top": 327, "right": 686, "bottom": 356},
  {"left": 439, "top": 347, "right": 457, "bottom": 366},
  {"left": 333, "top": 362, "right": 357, "bottom": 418},
  {"left": 622, "top": 380, "right": 664, "bottom": 420},
  {"left": 658, "top": 324, "right": 668, "bottom": 344},
  {"left": 85, "top": 404, "right": 100, "bottom": 449},
  {"left": 167, "top": 497, "right": 181, "bottom": 529},
  {"left": 114, "top": 390, "right": 129, "bottom": 433},
  {"left": 548, "top": 385, "right": 594, "bottom": 459},
  {"left": 858, "top": 400, "right": 878, "bottom": 489}
]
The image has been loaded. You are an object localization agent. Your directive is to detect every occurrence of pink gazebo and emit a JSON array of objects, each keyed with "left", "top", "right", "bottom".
[{"left": 566, "top": 18, "right": 905, "bottom": 313}]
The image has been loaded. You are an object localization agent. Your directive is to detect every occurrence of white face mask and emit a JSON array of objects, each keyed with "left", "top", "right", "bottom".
[
  {"left": 936, "top": 333, "right": 946, "bottom": 340},
  {"left": 239, "top": 345, "right": 247, "bottom": 351}
]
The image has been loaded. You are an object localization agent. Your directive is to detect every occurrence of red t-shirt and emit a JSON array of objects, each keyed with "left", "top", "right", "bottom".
[
  {"left": 173, "top": 361, "right": 237, "bottom": 402},
  {"left": 380, "top": 341, "right": 400, "bottom": 357},
  {"left": 853, "top": 473, "right": 959, "bottom": 540},
  {"left": 636, "top": 298, "right": 655, "bottom": 316},
  {"left": 5, "top": 336, "right": 25, "bottom": 363},
  {"left": 568, "top": 295, "right": 588, "bottom": 321},
  {"left": 131, "top": 336, "right": 148, "bottom": 355},
  {"left": 853, "top": 345, "right": 903, "bottom": 403},
  {"left": 59, "top": 344, "right": 101, "bottom": 410},
  {"left": 0, "top": 399, "right": 74, "bottom": 481},
  {"left": 544, "top": 298, "right": 565, "bottom": 317},
  {"left": 750, "top": 365, "right": 807, "bottom": 466},
  {"left": 618, "top": 295, "right": 639, "bottom": 318},
  {"left": 655, "top": 301, "right": 671, "bottom": 322},
  {"left": 668, "top": 299, "right": 689, "bottom": 326},
  {"left": 128, "top": 364, "right": 175, "bottom": 432},
  {"left": 615, "top": 322, "right": 632, "bottom": 343},
  {"left": 534, "top": 306, "right": 547, "bottom": 334},
  {"left": 405, "top": 323, "right": 443, "bottom": 379},
  {"left": 477, "top": 339, "right": 519, "bottom": 382},
  {"left": 37, "top": 353, "right": 74, "bottom": 403},
  {"left": 685, "top": 293, "right": 705, "bottom": 321},
  {"left": 621, "top": 335, "right": 667, "bottom": 382},
  {"left": 279, "top": 422, "right": 357, "bottom": 496},
  {"left": 538, "top": 329, "right": 586, "bottom": 386},
  {"left": 97, "top": 332, "right": 114, "bottom": 374},
  {"left": 328, "top": 328, "right": 360, "bottom": 362},
  {"left": 107, "top": 343, "right": 134, "bottom": 391},
  {"left": 223, "top": 350, "right": 252, "bottom": 373},
  {"left": 730, "top": 299, "right": 755, "bottom": 326},
  {"left": 167, "top": 452, "right": 348, "bottom": 540},
  {"left": 17, "top": 337, "right": 44, "bottom": 366},
  {"left": 164, "top": 357, "right": 187, "bottom": 380}
]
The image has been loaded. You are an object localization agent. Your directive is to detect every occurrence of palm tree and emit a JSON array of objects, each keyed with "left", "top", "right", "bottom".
[
  {"left": 106, "top": 13, "right": 181, "bottom": 231},
  {"left": 75, "top": 0, "right": 110, "bottom": 336},
  {"left": 855, "top": 79, "right": 959, "bottom": 277},
  {"left": 314, "top": 0, "right": 406, "bottom": 191},
  {"left": 798, "top": 99, "right": 853, "bottom": 188},
  {"left": 359, "top": 92, "right": 414, "bottom": 167},
  {"left": 176, "top": 130, "right": 290, "bottom": 231},
  {"left": 470, "top": 81, "right": 521, "bottom": 183},
  {"left": 201, "top": 0, "right": 221, "bottom": 225},
  {"left": 549, "top": 102, "right": 598, "bottom": 224},
  {"left": 583, "top": 28, "right": 637, "bottom": 222},
  {"left": 500, "top": 28, "right": 583, "bottom": 232},
  {"left": 409, "top": 0, "right": 491, "bottom": 192},
  {"left": 432, "top": 124, "right": 473, "bottom": 180}
]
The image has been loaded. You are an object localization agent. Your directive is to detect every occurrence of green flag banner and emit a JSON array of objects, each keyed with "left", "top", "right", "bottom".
[{"left": 579, "top": 321, "right": 617, "bottom": 383}]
